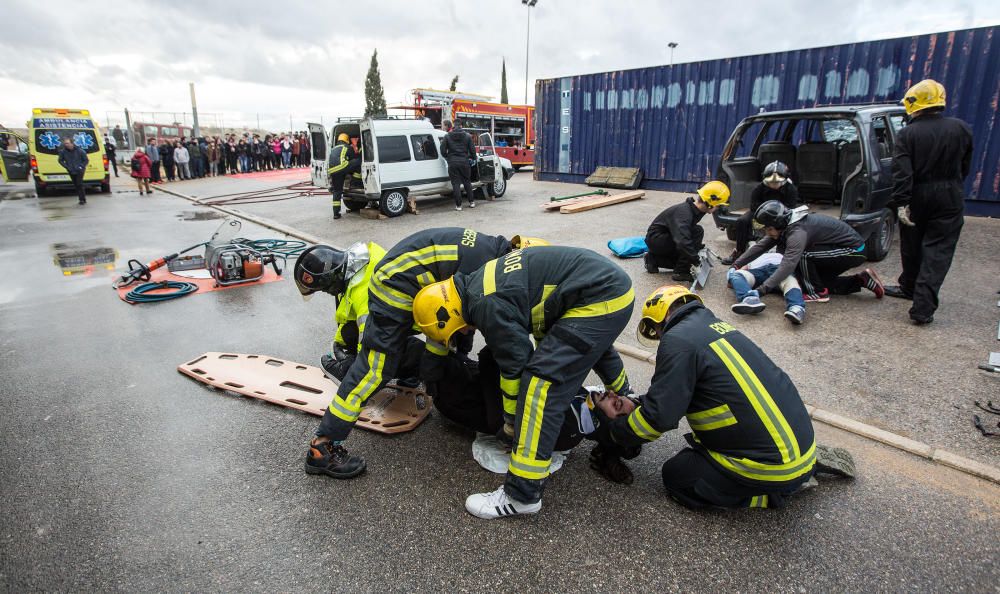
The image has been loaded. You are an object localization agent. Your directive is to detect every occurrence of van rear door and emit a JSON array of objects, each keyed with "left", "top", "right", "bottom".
[
  {"left": 307, "top": 122, "right": 328, "bottom": 188},
  {"left": 476, "top": 133, "right": 499, "bottom": 183},
  {"left": 359, "top": 122, "right": 379, "bottom": 196},
  {"left": 0, "top": 130, "right": 30, "bottom": 182}
]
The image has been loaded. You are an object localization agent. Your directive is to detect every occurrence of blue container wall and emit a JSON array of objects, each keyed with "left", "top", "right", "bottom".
[{"left": 535, "top": 26, "right": 1000, "bottom": 215}]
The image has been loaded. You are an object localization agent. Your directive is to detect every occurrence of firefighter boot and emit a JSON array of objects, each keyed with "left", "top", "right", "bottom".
[
  {"left": 815, "top": 444, "right": 856, "bottom": 479},
  {"left": 305, "top": 438, "right": 366, "bottom": 479}
]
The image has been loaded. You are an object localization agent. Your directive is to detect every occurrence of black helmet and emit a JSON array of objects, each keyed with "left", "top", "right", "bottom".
[
  {"left": 754, "top": 200, "right": 792, "bottom": 229},
  {"left": 294, "top": 245, "right": 348, "bottom": 298},
  {"left": 762, "top": 161, "right": 790, "bottom": 186}
]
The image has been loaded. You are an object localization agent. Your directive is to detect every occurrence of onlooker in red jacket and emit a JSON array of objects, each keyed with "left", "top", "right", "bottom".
[{"left": 131, "top": 147, "right": 153, "bottom": 195}]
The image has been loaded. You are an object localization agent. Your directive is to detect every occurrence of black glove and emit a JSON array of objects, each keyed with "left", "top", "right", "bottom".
[
  {"left": 322, "top": 352, "right": 355, "bottom": 382},
  {"left": 589, "top": 444, "right": 634, "bottom": 485}
]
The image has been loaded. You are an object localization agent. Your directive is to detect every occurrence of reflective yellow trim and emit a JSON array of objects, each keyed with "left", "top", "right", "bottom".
[
  {"left": 328, "top": 394, "right": 362, "bottom": 422},
  {"left": 503, "top": 393, "right": 518, "bottom": 416},
  {"left": 370, "top": 280, "right": 414, "bottom": 311},
  {"left": 508, "top": 452, "right": 551, "bottom": 480},
  {"left": 482, "top": 260, "right": 497, "bottom": 295},
  {"left": 710, "top": 338, "right": 800, "bottom": 462},
  {"left": 425, "top": 340, "right": 448, "bottom": 356},
  {"left": 342, "top": 350, "right": 385, "bottom": 415},
  {"left": 376, "top": 244, "right": 458, "bottom": 282},
  {"left": 749, "top": 495, "right": 769, "bottom": 508},
  {"left": 416, "top": 271, "right": 435, "bottom": 288},
  {"left": 516, "top": 377, "right": 549, "bottom": 460},
  {"left": 530, "top": 285, "right": 557, "bottom": 339},
  {"left": 687, "top": 403, "right": 738, "bottom": 431},
  {"left": 627, "top": 407, "right": 662, "bottom": 441},
  {"left": 699, "top": 437, "right": 817, "bottom": 483},
  {"left": 500, "top": 376, "right": 520, "bottom": 398},
  {"left": 606, "top": 368, "right": 627, "bottom": 392},
  {"left": 563, "top": 287, "right": 635, "bottom": 318}
]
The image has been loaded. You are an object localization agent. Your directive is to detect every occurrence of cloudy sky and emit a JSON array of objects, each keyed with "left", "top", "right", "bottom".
[{"left": 1, "top": 0, "right": 996, "bottom": 132}]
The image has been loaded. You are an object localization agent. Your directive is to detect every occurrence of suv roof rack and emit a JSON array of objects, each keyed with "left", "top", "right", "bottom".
[{"left": 812, "top": 101, "right": 901, "bottom": 108}]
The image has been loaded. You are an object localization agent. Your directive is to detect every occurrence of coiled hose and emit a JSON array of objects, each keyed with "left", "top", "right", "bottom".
[{"left": 126, "top": 280, "right": 199, "bottom": 303}]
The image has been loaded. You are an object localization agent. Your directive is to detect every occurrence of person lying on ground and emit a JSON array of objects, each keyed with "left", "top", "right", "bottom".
[{"left": 727, "top": 252, "right": 807, "bottom": 325}]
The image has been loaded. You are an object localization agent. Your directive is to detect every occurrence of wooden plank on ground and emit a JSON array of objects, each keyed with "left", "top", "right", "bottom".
[
  {"left": 540, "top": 196, "right": 598, "bottom": 211},
  {"left": 559, "top": 190, "right": 644, "bottom": 214}
]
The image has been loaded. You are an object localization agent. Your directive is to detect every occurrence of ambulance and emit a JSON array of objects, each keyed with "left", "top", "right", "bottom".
[{"left": 3, "top": 108, "right": 111, "bottom": 195}]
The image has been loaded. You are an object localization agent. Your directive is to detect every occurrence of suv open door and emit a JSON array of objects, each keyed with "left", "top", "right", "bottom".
[
  {"left": 0, "top": 129, "right": 30, "bottom": 182},
  {"left": 307, "top": 122, "right": 328, "bottom": 189}
]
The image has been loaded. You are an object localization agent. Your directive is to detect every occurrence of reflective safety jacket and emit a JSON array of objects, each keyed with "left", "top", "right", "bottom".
[
  {"left": 327, "top": 143, "right": 358, "bottom": 177},
  {"left": 333, "top": 242, "right": 387, "bottom": 353},
  {"left": 610, "top": 301, "right": 815, "bottom": 488},
  {"left": 454, "top": 246, "right": 634, "bottom": 408}
]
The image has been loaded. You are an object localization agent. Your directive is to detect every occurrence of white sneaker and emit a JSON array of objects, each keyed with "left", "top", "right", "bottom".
[
  {"left": 469, "top": 201, "right": 476, "bottom": 208},
  {"left": 464, "top": 486, "right": 541, "bottom": 519},
  {"left": 455, "top": 206, "right": 462, "bottom": 211}
]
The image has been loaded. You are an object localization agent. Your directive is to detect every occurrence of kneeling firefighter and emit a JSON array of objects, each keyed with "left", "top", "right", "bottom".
[
  {"left": 413, "top": 246, "right": 635, "bottom": 519},
  {"left": 328, "top": 133, "right": 362, "bottom": 220},
  {"left": 300, "top": 227, "right": 548, "bottom": 481},
  {"left": 591, "top": 285, "right": 854, "bottom": 509}
]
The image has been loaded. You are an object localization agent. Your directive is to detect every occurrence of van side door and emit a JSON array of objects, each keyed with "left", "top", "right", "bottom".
[
  {"left": 307, "top": 122, "right": 328, "bottom": 188},
  {"left": 360, "top": 124, "right": 380, "bottom": 196},
  {"left": 475, "top": 133, "right": 499, "bottom": 183},
  {"left": 0, "top": 130, "right": 30, "bottom": 182}
]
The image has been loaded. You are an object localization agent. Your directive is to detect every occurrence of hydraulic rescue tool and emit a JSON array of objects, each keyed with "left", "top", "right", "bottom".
[
  {"left": 204, "top": 218, "right": 282, "bottom": 287},
  {"left": 112, "top": 243, "right": 206, "bottom": 289}
]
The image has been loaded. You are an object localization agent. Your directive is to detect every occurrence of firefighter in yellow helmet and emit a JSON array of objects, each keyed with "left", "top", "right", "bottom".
[
  {"left": 585, "top": 284, "right": 856, "bottom": 509},
  {"left": 644, "top": 181, "right": 729, "bottom": 282},
  {"left": 413, "top": 246, "right": 635, "bottom": 519},
  {"left": 885, "top": 79, "right": 973, "bottom": 324},
  {"left": 328, "top": 132, "right": 362, "bottom": 220}
]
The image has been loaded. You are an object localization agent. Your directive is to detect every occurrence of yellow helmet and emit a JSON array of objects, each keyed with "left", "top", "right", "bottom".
[
  {"left": 413, "top": 277, "right": 467, "bottom": 345},
  {"left": 636, "top": 285, "right": 702, "bottom": 347},
  {"left": 696, "top": 181, "right": 730, "bottom": 207},
  {"left": 511, "top": 235, "right": 551, "bottom": 249},
  {"left": 901, "top": 79, "right": 946, "bottom": 116},
  {"left": 336, "top": 133, "right": 350, "bottom": 144}
]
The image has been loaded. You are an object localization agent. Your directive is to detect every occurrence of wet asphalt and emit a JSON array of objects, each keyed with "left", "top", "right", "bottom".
[{"left": 0, "top": 177, "right": 997, "bottom": 591}]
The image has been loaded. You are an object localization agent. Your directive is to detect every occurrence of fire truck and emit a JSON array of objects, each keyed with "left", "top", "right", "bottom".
[{"left": 396, "top": 89, "right": 535, "bottom": 170}]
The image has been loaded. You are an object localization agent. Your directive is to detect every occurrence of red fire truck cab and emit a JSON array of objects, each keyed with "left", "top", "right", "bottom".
[{"left": 398, "top": 89, "right": 535, "bottom": 170}]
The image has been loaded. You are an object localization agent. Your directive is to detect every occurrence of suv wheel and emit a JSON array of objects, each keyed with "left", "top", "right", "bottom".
[
  {"left": 379, "top": 189, "right": 407, "bottom": 218},
  {"left": 864, "top": 208, "right": 895, "bottom": 262}
]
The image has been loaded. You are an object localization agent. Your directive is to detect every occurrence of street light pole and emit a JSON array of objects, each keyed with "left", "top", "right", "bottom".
[
  {"left": 668, "top": 42, "right": 678, "bottom": 66},
  {"left": 522, "top": 0, "right": 538, "bottom": 104}
]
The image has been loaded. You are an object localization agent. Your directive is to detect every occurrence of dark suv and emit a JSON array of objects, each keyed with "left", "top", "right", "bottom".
[{"left": 712, "top": 104, "right": 906, "bottom": 261}]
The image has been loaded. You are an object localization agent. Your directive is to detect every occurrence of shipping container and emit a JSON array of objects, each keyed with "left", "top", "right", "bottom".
[{"left": 534, "top": 25, "right": 999, "bottom": 216}]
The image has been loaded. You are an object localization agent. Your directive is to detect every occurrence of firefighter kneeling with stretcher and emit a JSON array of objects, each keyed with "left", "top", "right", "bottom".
[{"left": 589, "top": 285, "right": 857, "bottom": 509}]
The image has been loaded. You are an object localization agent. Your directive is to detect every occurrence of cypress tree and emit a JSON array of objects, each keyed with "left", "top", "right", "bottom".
[
  {"left": 500, "top": 59, "right": 509, "bottom": 104},
  {"left": 364, "top": 50, "right": 387, "bottom": 118},
  {"left": 449, "top": 75, "right": 460, "bottom": 91}
]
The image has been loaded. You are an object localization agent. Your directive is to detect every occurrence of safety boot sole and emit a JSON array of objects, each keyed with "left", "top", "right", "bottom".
[
  {"left": 304, "top": 458, "right": 367, "bottom": 479},
  {"left": 815, "top": 444, "right": 856, "bottom": 479}
]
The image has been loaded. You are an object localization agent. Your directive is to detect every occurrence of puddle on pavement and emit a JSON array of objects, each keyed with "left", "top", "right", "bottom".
[
  {"left": 50, "top": 241, "right": 119, "bottom": 277},
  {"left": 177, "top": 210, "right": 225, "bottom": 221}
]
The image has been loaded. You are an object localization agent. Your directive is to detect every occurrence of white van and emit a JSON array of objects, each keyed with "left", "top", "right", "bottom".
[{"left": 308, "top": 118, "right": 513, "bottom": 217}]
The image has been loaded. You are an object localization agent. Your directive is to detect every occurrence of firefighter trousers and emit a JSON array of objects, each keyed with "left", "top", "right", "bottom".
[
  {"left": 661, "top": 447, "right": 807, "bottom": 509},
  {"left": 898, "top": 182, "right": 964, "bottom": 321},
  {"left": 505, "top": 306, "right": 633, "bottom": 504}
]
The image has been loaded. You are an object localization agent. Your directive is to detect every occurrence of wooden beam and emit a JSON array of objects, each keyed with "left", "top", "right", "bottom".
[{"left": 559, "top": 190, "right": 644, "bottom": 214}]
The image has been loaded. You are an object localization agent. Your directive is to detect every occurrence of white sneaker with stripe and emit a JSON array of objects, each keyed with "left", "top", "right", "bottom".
[{"left": 465, "top": 486, "right": 542, "bottom": 519}]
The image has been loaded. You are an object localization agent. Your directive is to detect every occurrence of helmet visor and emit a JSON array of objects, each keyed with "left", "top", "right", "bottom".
[{"left": 636, "top": 318, "right": 661, "bottom": 348}]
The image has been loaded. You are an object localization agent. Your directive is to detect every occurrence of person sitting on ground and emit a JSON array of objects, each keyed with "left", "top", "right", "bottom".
[
  {"left": 727, "top": 252, "right": 807, "bottom": 324},
  {"left": 732, "top": 201, "right": 884, "bottom": 303},
  {"left": 721, "top": 161, "right": 799, "bottom": 265},
  {"left": 589, "top": 285, "right": 856, "bottom": 509},
  {"left": 644, "top": 181, "right": 730, "bottom": 282},
  {"left": 130, "top": 146, "right": 152, "bottom": 195}
]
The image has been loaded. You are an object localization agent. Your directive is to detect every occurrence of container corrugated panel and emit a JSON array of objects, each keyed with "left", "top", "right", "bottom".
[{"left": 534, "top": 25, "right": 999, "bottom": 216}]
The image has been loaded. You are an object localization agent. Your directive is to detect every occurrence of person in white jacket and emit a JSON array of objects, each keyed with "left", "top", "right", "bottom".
[{"left": 173, "top": 141, "right": 191, "bottom": 180}]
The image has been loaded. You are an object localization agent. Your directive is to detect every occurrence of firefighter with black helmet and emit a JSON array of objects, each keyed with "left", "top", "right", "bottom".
[
  {"left": 328, "top": 133, "right": 362, "bottom": 219},
  {"left": 303, "top": 228, "right": 540, "bottom": 480},
  {"left": 644, "top": 181, "right": 730, "bottom": 282},
  {"left": 721, "top": 161, "right": 800, "bottom": 264},
  {"left": 885, "top": 79, "right": 973, "bottom": 324},
  {"left": 294, "top": 241, "right": 390, "bottom": 382},
  {"left": 589, "top": 284, "right": 855, "bottom": 509},
  {"left": 412, "top": 246, "right": 634, "bottom": 519},
  {"left": 733, "top": 200, "right": 884, "bottom": 303}
]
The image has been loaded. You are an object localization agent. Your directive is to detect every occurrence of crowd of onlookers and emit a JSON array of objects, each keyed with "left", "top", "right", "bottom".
[{"left": 106, "top": 131, "right": 313, "bottom": 185}]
